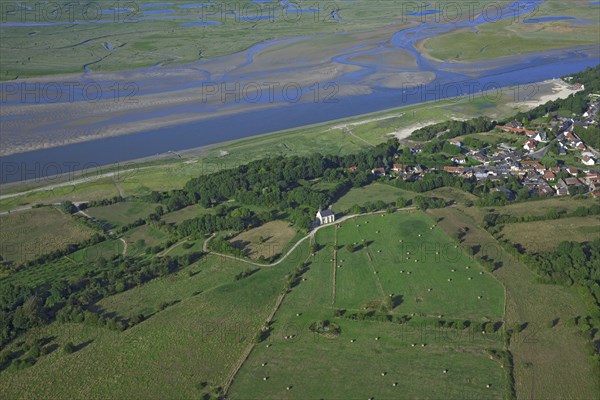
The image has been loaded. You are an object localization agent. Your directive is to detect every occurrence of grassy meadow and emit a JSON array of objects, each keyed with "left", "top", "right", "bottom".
[
  {"left": 84, "top": 201, "right": 160, "bottom": 229},
  {"left": 229, "top": 220, "right": 298, "bottom": 260},
  {"left": 0, "top": 206, "right": 96, "bottom": 264},
  {"left": 230, "top": 212, "right": 506, "bottom": 399},
  {"left": 0, "top": 242, "right": 311, "bottom": 399},
  {"left": 500, "top": 215, "right": 600, "bottom": 252},
  {"left": 428, "top": 203, "right": 599, "bottom": 400}
]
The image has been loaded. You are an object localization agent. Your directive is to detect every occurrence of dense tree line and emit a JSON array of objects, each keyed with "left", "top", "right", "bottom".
[
  {"left": 410, "top": 117, "right": 496, "bottom": 141},
  {"left": 0, "top": 252, "right": 203, "bottom": 350},
  {"left": 146, "top": 140, "right": 399, "bottom": 230},
  {"left": 483, "top": 204, "right": 600, "bottom": 228},
  {"left": 413, "top": 195, "right": 446, "bottom": 210}
]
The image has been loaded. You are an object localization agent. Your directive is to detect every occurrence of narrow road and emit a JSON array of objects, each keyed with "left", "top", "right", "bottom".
[{"left": 118, "top": 238, "right": 128, "bottom": 256}]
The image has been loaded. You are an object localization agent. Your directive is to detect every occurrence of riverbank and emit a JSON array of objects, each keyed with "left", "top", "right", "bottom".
[{"left": 0, "top": 76, "right": 583, "bottom": 208}]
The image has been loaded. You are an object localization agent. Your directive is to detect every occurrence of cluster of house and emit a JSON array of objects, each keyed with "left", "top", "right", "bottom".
[{"left": 361, "top": 95, "right": 600, "bottom": 199}]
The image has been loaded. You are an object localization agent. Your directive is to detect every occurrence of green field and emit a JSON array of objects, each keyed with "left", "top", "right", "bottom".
[
  {"left": 332, "top": 182, "right": 415, "bottom": 213},
  {"left": 230, "top": 220, "right": 298, "bottom": 260},
  {"left": 0, "top": 206, "right": 96, "bottom": 264},
  {"left": 429, "top": 205, "right": 599, "bottom": 399},
  {"left": 0, "top": 245, "right": 308, "bottom": 399},
  {"left": 229, "top": 212, "right": 506, "bottom": 399},
  {"left": 85, "top": 201, "right": 159, "bottom": 229},
  {"left": 501, "top": 216, "right": 600, "bottom": 252},
  {"left": 333, "top": 213, "right": 504, "bottom": 318}
]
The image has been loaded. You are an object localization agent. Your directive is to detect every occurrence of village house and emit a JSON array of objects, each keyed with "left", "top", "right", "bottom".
[
  {"left": 534, "top": 131, "right": 548, "bottom": 142},
  {"left": 371, "top": 167, "right": 386, "bottom": 176},
  {"left": 316, "top": 208, "right": 335, "bottom": 225},
  {"left": 584, "top": 172, "right": 600, "bottom": 185},
  {"left": 544, "top": 170, "right": 556, "bottom": 181},
  {"left": 452, "top": 156, "right": 466, "bottom": 165},
  {"left": 566, "top": 167, "right": 579, "bottom": 176},
  {"left": 448, "top": 138, "right": 463, "bottom": 147},
  {"left": 575, "top": 141, "right": 587, "bottom": 151},
  {"left": 555, "top": 179, "right": 569, "bottom": 196},
  {"left": 565, "top": 131, "right": 577, "bottom": 142},
  {"left": 523, "top": 139, "right": 537, "bottom": 151},
  {"left": 392, "top": 163, "right": 407, "bottom": 173},
  {"left": 582, "top": 156, "right": 596, "bottom": 166},
  {"left": 521, "top": 160, "right": 545, "bottom": 172},
  {"left": 536, "top": 184, "right": 555, "bottom": 196},
  {"left": 506, "top": 120, "right": 523, "bottom": 129},
  {"left": 443, "top": 166, "right": 465, "bottom": 175},
  {"left": 565, "top": 177, "right": 583, "bottom": 187}
]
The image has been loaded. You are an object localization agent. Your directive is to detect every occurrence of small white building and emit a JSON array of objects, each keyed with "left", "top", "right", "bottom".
[{"left": 316, "top": 209, "right": 335, "bottom": 225}]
